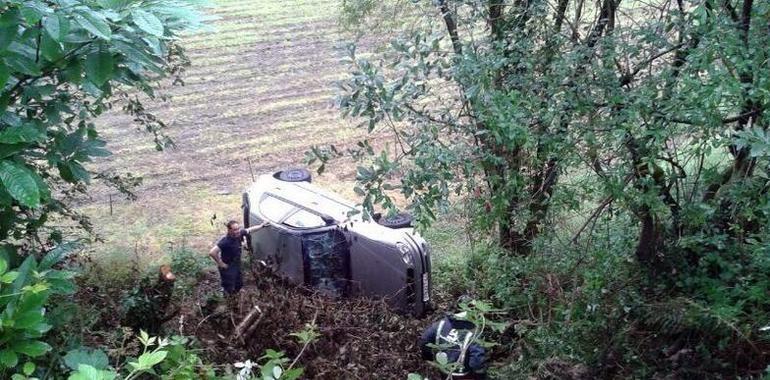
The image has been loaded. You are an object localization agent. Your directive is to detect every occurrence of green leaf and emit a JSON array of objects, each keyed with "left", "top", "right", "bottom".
[
  {"left": 74, "top": 11, "right": 111, "bottom": 40},
  {"left": 43, "top": 15, "right": 61, "bottom": 40},
  {"left": 81, "top": 80, "right": 104, "bottom": 98},
  {"left": 63, "top": 348, "right": 110, "bottom": 371},
  {"left": 21, "top": 4, "right": 44, "bottom": 25},
  {"left": 40, "top": 33, "right": 64, "bottom": 62},
  {"left": 0, "top": 124, "right": 45, "bottom": 143},
  {"left": 85, "top": 49, "right": 114, "bottom": 86},
  {"left": 0, "top": 160, "right": 40, "bottom": 208},
  {"left": 0, "top": 256, "right": 6, "bottom": 274},
  {"left": 283, "top": 368, "right": 304, "bottom": 380},
  {"left": 4, "top": 54, "right": 42, "bottom": 76},
  {"left": 23, "top": 362, "right": 35, "bottom": 376},
  {"left": 0, "top": 144, "right": 24, "bottom": 159},
  {"left": 0, "top": 63, "right": 9, "bottom": 89},
  {"left": 40, "top": 242, "right": 80, "bottom": 270},
  {"left": 12, "top": 340, "right": 51, "bottom": 357},
  {"left": 1, "top": 270, "right": 18, "bottom": 283},
  {"left": 68, "top": 364, "right": 117, "bottom": 380},
  {"left": 137, "top": 350, "right": 167, "bottom": 369},
  {"left": 132, "top": 10, "right": 164, "bottom": 37},
  {"left": 0, "top": 26, "right": 16, "bottom": 53},
  {"left": 435, "top": 351, "right": 448, "bottom": 366},
  {"left": 68, "top": 161, "right": 90, "bottom": 183},
  {"left": 112, "top": 39, "right": 159, "bottom": 68},
  {"left": 0, "top": 349, "right": 18, "bottom": 369},
  {"left": 11, "top": 255, "right": 36, "bottom": 294},
  {"left": 62, "top": 59, "right": 83, "bottom": 83},
  {"left": 31, "top": 171, "right": 50, "bottom": 203},
  {"left": 13, "top": 310, "right": 44, "bottom": 329}
]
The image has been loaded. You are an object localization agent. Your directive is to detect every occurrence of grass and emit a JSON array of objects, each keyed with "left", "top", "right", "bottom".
[{"left": 80, "top": 0, "right": 374, "bottom": 268}]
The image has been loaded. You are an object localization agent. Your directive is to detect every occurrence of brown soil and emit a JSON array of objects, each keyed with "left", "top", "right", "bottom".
[{"left": 182, "top": 265, "right": 445, "bottom": 379}]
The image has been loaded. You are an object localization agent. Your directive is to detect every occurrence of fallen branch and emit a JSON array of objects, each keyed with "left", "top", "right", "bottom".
[{"left": 233, "top": 305, "right": 263, "bottom": 342}]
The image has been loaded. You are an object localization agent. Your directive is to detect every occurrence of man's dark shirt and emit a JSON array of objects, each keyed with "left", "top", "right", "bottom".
[{"left": 217, "top": 228, "right": 247, "bottom": 264}]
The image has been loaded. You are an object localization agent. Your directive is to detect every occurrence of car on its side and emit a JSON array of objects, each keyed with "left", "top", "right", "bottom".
[{"left": 242, "top": 169, "right": 432, "bottom": 316}]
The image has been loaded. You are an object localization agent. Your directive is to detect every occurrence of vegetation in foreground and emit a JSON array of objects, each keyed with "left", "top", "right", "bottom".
[
  {"left": 319, "top": 0, "right": 770, "bottom": 377},
  {"left": 1, "top": 0, "right": 769, "bottom": 379}
]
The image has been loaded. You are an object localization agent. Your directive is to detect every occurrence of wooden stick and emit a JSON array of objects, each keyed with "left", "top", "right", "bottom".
[{"left": 233, "top": 305, "right": 263, "bottom": 341}]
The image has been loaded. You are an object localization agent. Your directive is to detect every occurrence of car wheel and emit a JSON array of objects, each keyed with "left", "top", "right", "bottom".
[
  {"left": 377, "top": 212, "right": 413, "bottom": 228},
  {"left": 274, "top": 168, "right": 312, "bottom": 183}
]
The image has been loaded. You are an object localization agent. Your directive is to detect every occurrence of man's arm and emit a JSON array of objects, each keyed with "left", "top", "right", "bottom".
[
  {"left": 209, "top": 245, "right": 227, "bottom": 269},
  {"left": 244, "top": 221, "right": 270, "bottom": 234}
]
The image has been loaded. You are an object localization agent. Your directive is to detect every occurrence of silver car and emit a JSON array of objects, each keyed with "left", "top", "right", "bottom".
[{"left": 241, "top": 169, "right": 432, "bottom": 316}]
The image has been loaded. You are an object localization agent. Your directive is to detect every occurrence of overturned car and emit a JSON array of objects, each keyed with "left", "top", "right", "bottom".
[{"left": 242, "top": 169, "right": 432, "bottom": 316}]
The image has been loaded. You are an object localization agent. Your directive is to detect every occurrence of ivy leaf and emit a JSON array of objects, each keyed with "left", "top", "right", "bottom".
[
  {"left": 132, "top": 10, "right": 164, "bottom": 37},
  {"left": 0, "top": 160, "right": 40, "bottom": 208},
  {"left": 85, "top": 49, "right": 114, "bottom": 86},
  {"left": 74, "top": 10, "right": 111, "bottom": 40}
]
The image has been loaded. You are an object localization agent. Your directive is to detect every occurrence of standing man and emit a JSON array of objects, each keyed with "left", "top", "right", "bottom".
[{"left": 209, "top": 219, "right": 270, "bottom": 295}]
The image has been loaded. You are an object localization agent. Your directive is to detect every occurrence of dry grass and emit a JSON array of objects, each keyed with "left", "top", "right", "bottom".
[{"left": 81, "top": 0, "right": 363, "bottom": 265}]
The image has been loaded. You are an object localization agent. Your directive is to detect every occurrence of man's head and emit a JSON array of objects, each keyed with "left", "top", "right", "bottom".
[{"left": 225, "top": 220, "right": 240, "bottom": 237}]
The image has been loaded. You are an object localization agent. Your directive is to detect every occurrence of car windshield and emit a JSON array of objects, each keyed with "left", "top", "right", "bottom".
[{"left": 259, "top": 195, "right": 326, "bottom": 228}]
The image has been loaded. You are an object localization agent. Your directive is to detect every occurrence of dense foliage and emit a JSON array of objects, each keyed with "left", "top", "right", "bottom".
[
  {"left": 0, "top": 0, "right": 205, "bottom": 246},
  {"left": 322, "top": 0, "right": 770, "bottom": 376},
  {"left": 0, "top": 0, "right": 208, "bottom": 377}
]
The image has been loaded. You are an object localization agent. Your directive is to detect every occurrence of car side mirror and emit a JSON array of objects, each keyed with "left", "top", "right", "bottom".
[{"left": 321, "top": 214, "right": 336, "bottom": 226}]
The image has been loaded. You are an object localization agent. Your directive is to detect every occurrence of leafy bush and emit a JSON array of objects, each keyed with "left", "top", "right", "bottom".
[
  {"left": 170, "top": 247, "right": 208, "bottom": 297},
  {"left": 0, "top": 244, "right": 77, "bottom": 377},
  {"left": 0, "top": 0, "right": 206, "bottom": 245},
  {"left": 64, "top": 331, "right": 218, "bottom": 380}
]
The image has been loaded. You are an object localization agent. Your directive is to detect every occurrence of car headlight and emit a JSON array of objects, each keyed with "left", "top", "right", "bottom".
[{"left": 396, "top": 242, "right": 413, "bottom": 266}]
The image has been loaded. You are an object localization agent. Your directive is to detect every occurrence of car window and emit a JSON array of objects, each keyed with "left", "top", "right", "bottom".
[
  {"left": 259, "top": 195, "right": 295, "bottom": 223},
  {"left": 283, "top": 209, "right": 325, "bottom": 228}
]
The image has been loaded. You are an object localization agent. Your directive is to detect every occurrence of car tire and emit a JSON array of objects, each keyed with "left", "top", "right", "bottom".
[
  {"left": 377, "top": 212, "right": 413, "bottom": 228},
  {"left": 274, "top": 168, "right": 312, "bottom": 183}
]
